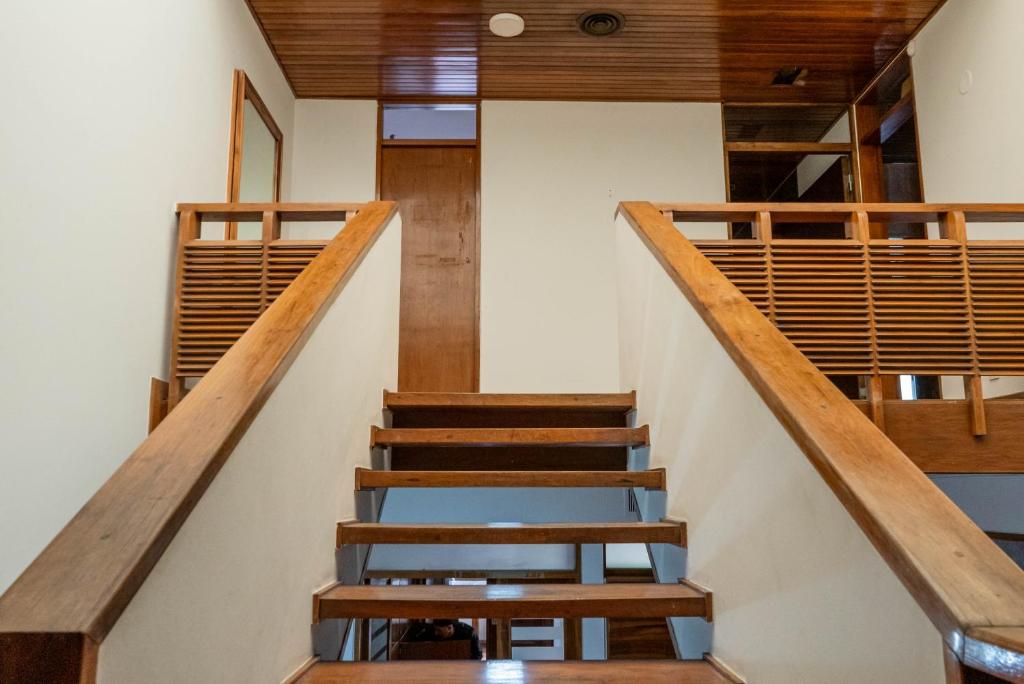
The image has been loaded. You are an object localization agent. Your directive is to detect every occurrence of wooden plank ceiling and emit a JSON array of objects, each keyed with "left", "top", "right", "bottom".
[{"left": 246, "top": 0, "right": 945, "bottom": 102}]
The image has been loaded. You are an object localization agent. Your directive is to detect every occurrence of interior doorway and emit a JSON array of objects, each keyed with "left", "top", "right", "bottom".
[{"left": 377, "top": 103, "right": 481, "bottom": 392}]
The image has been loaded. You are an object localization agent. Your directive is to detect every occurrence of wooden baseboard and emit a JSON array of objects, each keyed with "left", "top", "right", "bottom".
[{"left": 282, "top": 655, "right": 317, "bottom": 684}]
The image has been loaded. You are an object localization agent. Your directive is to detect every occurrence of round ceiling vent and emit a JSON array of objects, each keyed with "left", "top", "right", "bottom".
[{"left": 577, "top": 10, "right": 625, "bottom": 37}]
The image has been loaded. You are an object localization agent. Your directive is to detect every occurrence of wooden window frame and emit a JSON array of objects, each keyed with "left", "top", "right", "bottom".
[{"left": 225, "top": 69, "right": 283, "bottom": 239}]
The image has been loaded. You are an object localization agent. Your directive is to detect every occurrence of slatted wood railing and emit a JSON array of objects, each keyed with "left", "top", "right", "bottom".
[
  {"left": 619, "top": 201, "right": 1024, "bottom": 684},
  {"left": 658, "top": 203, "right": 1024, "bottom": 445},
  {"left": 169, "top": 203, "right": 364, "bottom": 408},
  {"left": 0, "top": 201, "right": 399, "bottom": 684}
]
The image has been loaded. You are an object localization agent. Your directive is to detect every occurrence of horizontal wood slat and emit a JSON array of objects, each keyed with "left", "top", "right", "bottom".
[
  {"left": 618, "top": 201, "right": 1024, "bottom": 669},
  {"left": 336, "top": 521, "right": 686, "bottom": 546},
  {"left": 314, "top": 583, "right": 710, "bottom": 620},
  {"left": 0, "top": 202, "right": 399, "bottom": 656}
]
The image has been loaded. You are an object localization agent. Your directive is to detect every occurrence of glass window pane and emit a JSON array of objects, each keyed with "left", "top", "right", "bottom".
[{"left": 382, "top": 104, "right": 477, "bottom": 140}]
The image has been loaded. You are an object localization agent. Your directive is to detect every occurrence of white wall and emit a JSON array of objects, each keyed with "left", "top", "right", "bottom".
[
  {"left": 290, "top": 100, "right": 377, "bottom": 202},
  {"left": 97, "top": 214, "right": 401, "bottom": 684},
  {"left": 796, "top": 113, "right": 850, "bottom": 196},
  {"left": 616, "top": 214, "right": 945, "bottom": 683},
  {"left": 286, "top": 100, "right": 727, "bottom": 392},
  {"left": 481, "top": 101, "right": 725, "bottom": 392},
  {"left": 914, "top": 0, "right": 1024, "bottom": 400},
  {"left": 0, "top": 0, "right": 295, "bottom": 594},
  {"left": 286, "top": 100, "right": 378, "bottom": 240}
]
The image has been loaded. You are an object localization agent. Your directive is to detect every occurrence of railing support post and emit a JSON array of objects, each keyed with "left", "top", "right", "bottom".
[
  {"left": 259, "top": 210, "right": 280, "bottom": 313},
  {"left": 867, "top": 375, "right": 887, "bottom": 432},
  {"left": 943, "top": 210, "right": 987, "bottom": 437},
  {"left": 168, "top": 210, "right": 200, "bottom": 410}
]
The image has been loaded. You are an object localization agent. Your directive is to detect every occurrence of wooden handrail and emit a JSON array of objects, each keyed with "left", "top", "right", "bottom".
[
  {"left": 0, "top": 201, "right": 399, "bottom": 682},
  {"left": 175, "top": 202, "right": 365, "bottom": 222},
  {"left": 617, "top": 201, "right": 1024, "bottom": 682},
  {"left": 656, "top": 202, "right": 1024, "bottom": 224}
]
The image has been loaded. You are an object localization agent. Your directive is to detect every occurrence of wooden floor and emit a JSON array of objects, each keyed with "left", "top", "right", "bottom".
[{"left": 297, "top": 659, "right": 739, "bottom": 683}]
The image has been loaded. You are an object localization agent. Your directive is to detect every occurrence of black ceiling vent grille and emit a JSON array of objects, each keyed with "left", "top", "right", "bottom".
[
  {"left": 772, "top": 66, "right": 809, "bottom": 87},
  {"left": 577, "top": 10, "right": 625, "bottom": 37}
]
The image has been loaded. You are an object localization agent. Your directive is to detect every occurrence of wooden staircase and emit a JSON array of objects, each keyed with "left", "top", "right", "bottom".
[{"left": 299, "top": 391, "right": 741, "bottom": 683}]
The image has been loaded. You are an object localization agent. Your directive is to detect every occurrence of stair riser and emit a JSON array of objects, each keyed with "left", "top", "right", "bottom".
[
  {"left": 316, "top": 597, "right": 709, "bottom": 620},
  {"left": 337, "top": 528, "right": 684, "bottom": 546},
  {"left": 389, "top": 446, "right": 627, "bottom": 471},
  {"left": 391, "top": 408, "right": 629, "bottom": 429},
  {"left": 354, "top": 468, "right": 666, "bottom": 490},
  {"left": 371, "top": 426, "right": 649, "bottom": 449}
]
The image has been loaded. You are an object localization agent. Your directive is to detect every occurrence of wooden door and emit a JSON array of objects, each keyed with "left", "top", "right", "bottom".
[{"left": 380, "top": 144, "right": 479, "bottom": 391}]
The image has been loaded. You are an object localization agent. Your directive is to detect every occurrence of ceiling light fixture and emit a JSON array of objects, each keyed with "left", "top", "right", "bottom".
[{"left": 489, "top": 13, "right": 525, "bottom": 38}]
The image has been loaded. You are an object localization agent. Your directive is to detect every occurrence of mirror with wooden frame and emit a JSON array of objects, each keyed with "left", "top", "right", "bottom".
[{"left": 226, "top": 69, "right": 283, "bottom": 239}]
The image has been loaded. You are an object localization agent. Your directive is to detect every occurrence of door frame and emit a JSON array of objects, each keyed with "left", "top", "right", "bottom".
[{"left": 375, "top": 99, "right": 482, "bottom": 391}]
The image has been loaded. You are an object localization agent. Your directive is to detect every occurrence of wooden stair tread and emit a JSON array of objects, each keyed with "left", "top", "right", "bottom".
[
  {"left": 297, "top": 659, "right": 737, "bottom": 683},
  {"left": 315, "top": 582, "right": 711, "bottom": 620},
  {"left": 354, "top": 468, "right": 666, "bottom": 490},
  {"left": 384, "top": 391, "right": 636, "bottom": 412},
  {"left": 371, "top": 427, "right": 649, "bottom": 448},
  {"left": 336, "top": 521, "right": 686, "bottom": 546}
]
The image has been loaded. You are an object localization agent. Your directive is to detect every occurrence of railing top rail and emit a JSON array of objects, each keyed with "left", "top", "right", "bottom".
[
  {"left": 176, "top": 202, "right": 367, "bottom": 222},
  {"left": 654, "top": 202, "right": 1024, "bottom": 224},
  {"left": 0, "top": 201, "right": 398, "bottom": 644},
  {"left": 617, "top": 200, "right": 1024, "bottom": 679}
]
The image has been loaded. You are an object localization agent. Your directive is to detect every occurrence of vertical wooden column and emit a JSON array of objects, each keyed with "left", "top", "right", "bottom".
[
  {"left": 259, "top": 210, "right": 280, "bottom": 313},
  {"left": 754, "top": 211, "right": 775, "bottom": 324},
  {"left": 851, "top": 104, "right": 888, "bottom": 238},
  {"left": 563, "top": 618, "right": 582, "bottom": 660},
  {"left": 168, "top": 210, "right": 200, "bottom": 410},
  {"left": 942, "top": 210, "right": 987, "bottom": 436},
  {"left": 847, "top": 211, "right": 886, "bottom": 429},
  {"left": 493, "top": 619, "right": 511, "bottom": 659}
]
